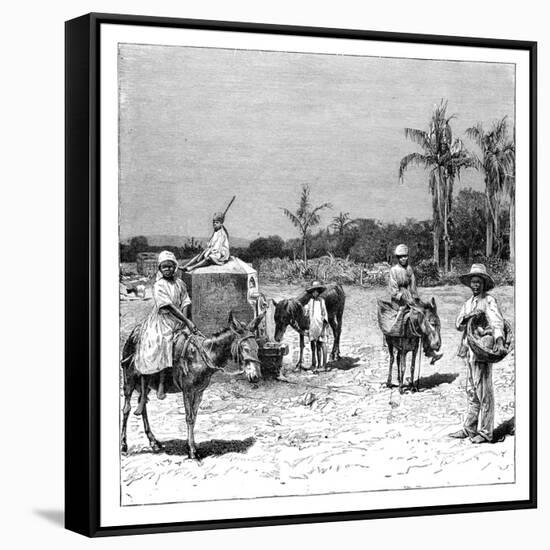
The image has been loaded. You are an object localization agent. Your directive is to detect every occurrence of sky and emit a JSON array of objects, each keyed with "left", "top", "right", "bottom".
[{"left": 118, "top": 44, "right": 514, "bottom": 242}]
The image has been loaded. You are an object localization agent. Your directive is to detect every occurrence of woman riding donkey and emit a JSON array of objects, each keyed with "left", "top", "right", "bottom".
[
  {"left": 133, "top": 250, "right": 198, "bottom": 415},
  {"left": 388, "top": 244, "right": 443, "bottom": 364}
]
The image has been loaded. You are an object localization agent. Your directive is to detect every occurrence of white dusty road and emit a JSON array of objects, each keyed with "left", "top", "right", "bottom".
[{"left": 120, "top": 284, "right": 515, "bottom": 506}]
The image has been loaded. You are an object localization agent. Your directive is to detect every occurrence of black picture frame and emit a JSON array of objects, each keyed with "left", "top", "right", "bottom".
[{"left": 65, "top": 12, "right": 537, "bottom": 537}]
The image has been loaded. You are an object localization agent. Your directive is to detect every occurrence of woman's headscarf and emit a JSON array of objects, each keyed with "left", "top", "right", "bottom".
[{"left": 156, "top": 250, "right": 178, "bottom": 280}]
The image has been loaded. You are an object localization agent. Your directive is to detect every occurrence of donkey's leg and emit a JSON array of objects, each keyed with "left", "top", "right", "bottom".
[
  {"left": 134, "top": 374, "right": 149, "bottom": 416},
  {"left": 386, "top": 338, "right": 394, "bottom": 388},
  {"left": 121, "top": 377, "right": 136, "bottom": 454},
  {"left": 295, "top": 333, "right": 305, "bottom": 370},
  {"left": 183, "top": 389, "right": 204, "bottom": 460},
  {"left": 328, "top": 316, "right": 338, "bottom": 361},
  {"left": 410, "top": 340, "right": 418, "bottom": 391},
  {"left": 397, "top": 349, "right": 405, "bottom": 394},
  {"left": 140, "top": 399, "right": 163, "bottom": 452},
  {"left": 190, "top": 389, "right": 205, "bottom": 460},
  {"left": 336, "top": 310, "right": 344, "bottom": 359}
]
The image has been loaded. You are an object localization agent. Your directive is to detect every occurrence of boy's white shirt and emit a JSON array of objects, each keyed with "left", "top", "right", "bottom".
[{"left": 305, "top": 297, "right": 328, "bottom": 340}]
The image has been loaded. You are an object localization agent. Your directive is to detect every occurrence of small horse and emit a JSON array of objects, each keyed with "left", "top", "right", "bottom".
[
  {"left": 272, "top": 284, "right": 345, "bottom": 369},
  {"left": 120, "top": 312, "right": 264, "bottom": 459},
  {"left": 384, "top": 298, "right": 441, "bottom": 394}
]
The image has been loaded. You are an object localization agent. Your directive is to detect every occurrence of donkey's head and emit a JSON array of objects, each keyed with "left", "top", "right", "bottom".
[
  {"left": 420, "top": 297, "right": 442, "bottom": 352},
  {"left": 272, "top": 298, "right": 307, "bottom": 342},
  {"left": 228, "top": 311, "right": 264, "bottom": 383}
]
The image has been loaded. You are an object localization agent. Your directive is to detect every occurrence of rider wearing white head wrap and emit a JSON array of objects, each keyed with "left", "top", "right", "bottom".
[
  {"left": 134, "top": 250, "right": 193, "bottom": 411},
  {"left": 394, "top": 244, "right": 409, "bottom": 257},
  {"left": 389, "top": 244, "right": 417, "bottom": 305},
  {"left": 156, "top": 250, "right": 179, "bottom": 280}
]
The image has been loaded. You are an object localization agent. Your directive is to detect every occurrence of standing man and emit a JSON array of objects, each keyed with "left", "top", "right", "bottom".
[
  {"left": 388, "top": 244, "right": 443, "bottom": 364},
  {"left": 449, "top": 264, "right": 506, "bottom": 444}
]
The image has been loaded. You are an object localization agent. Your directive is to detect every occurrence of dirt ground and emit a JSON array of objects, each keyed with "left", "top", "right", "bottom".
[{"left": 120, "top": 283, "right": 515, "bottom": 506}]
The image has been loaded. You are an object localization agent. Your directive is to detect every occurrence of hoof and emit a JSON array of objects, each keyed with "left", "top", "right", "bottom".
[
  {"left": 121, "top": 443, "right": 128, "bottom": 454},
  {"left": 386, "top": 381, "right": 392, "bottom": 388},
  {"left": 151, "top": 441, "right": 164, "bottom": 453}
]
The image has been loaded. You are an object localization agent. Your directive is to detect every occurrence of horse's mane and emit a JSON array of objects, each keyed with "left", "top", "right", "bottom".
[{"left": 281, "top": 298, "right": 307, "bottom": 321}]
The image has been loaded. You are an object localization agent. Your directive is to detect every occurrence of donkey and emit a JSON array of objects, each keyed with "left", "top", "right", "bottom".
[
  {"left": 120, "top": 312, "right": 264, "bottom": 459},
  {"left": 272, "top": 284, "right": 345, "bottom": 369},
  {"left": 384, "top": 298, "right": 441, "bottom": 394}
]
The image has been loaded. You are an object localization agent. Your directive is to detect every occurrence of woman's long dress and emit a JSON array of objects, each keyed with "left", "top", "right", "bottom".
[{"left": 134, "top": 277, "right": 191, "bottom": 375}]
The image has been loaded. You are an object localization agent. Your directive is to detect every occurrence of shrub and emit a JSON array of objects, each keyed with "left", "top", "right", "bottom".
[{"left": 415, "top": 259, "right": 441, "bottom": 287}]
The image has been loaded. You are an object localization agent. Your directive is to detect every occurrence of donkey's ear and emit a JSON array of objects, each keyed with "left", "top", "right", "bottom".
[
  {"left": 270, "top": 298, "right": 278, "bottom": 308},
  {"left": 247, "top": 312, "right": 266, "bottom": 333},
  {"left": 228, "top": 311, "right": 240, "bottom": 330},
  {"left": 431, "top": 297, "right": 437, "bottom": 310}
]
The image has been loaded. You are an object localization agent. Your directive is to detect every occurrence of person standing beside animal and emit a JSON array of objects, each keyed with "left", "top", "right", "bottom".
[
  {"left": 304, "top": 281, "right": 329, "bottom": 372},
  {"left": 388, "top": 244, "right": 443, "bottom": 364},
  {"left": 449, "top": 264, "right": 506, "bottom": 444},
  {"left": 182, "top": 211, "right": 230, "bottom": 272},
  {"left": 134, "top": 250, "right": 198, "bottom": 415}
]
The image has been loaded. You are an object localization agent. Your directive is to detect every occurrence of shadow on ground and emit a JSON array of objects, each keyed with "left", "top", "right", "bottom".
[
  {"left": 327, "top": 356, "right": 361, "bottom": 371},
  {"left": 492, "top": 417, "right": 515, "bottom": 443},
  {"left": 418, "top": 372, "right": 459, "bottom": 390},
  {"left": 158, "top": 436, "right": 256, "bottom": 458}
]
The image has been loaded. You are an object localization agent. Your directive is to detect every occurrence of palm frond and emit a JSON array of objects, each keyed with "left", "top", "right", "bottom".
[
  {"left": 399, "top": 152, "right": 432, "bottom": 180},
  {"left": 281, "top": 208, "right": 304, "bottom": 230},
  {"left": 404, "top": 128, "right": 430, "bottom": 150}
]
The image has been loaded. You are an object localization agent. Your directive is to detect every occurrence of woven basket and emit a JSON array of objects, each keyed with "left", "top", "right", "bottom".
[{"left": 466, "top": 313, "right": 513, "bottom": 363}]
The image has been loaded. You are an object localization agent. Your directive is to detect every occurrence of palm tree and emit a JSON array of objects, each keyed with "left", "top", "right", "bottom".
[
  {"left": 399, "top": 100, "right": 475, "bottom": 272},
  {"left": 465, "top": 117, "right": 515, "bottom": 259},
  {"left": 282, "top": 184, "right": 332, "bottom": 264},
  {"left": 330, "top": 212, "right": 355, "bottom": 236}
]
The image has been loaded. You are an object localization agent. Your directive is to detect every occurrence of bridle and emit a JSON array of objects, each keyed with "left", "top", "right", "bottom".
[{"left": 230, "top": 332, "right": 261, "bottom": 365}]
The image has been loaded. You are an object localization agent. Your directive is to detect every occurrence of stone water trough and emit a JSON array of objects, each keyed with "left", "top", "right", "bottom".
[{"left": 182, "top": 257, "right": 287, "bottom": 379}]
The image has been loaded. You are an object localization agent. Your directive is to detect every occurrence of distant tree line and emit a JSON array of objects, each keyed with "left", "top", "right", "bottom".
[
  {"left": 121, "top": 190, "right": 510, "bottom": 268},
  {"left": 120, "top": 236, "right": 203, "bottom": 263},
  {"left": 232, "top": 187, "right": 506, "bottom": 266}
]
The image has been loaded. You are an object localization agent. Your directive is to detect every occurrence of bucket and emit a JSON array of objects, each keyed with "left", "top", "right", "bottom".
[{"left": 259, "top": 342, "right": 289, "bottom": 379}]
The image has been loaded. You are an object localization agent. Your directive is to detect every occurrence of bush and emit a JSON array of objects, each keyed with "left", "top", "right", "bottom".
[
  {"left": 415, "top": 259, "right": 441, "bottom": 287},
  {"left": 485, "top": 257, "right": 515, "bottom": 286}
]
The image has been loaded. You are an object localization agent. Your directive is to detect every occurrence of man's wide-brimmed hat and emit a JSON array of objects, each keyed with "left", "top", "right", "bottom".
[
  {"left": 394, "top": 244, "right": 409, "bottom": 256},
  {"left": 306, "top": 281, "right": 326, "bottom": 294},
  {"left": 459, "top": 263, "right": 495, "bottom": 291}
]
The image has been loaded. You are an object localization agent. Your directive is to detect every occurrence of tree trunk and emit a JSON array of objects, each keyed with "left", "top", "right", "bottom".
[
  {"left": 302, "top": 235, "right": 307, "bottom": 265},
  {"left": 443, "top": 178, "right": 450, "bottom": 274},
  {"left": 433, "top": 225, "right": 440, "bottom": 266},
  {"left": 509, "top": 199, "right": 515, "bottom": 263},
  {"left": 494, "top": 210, "right": 501, "bottom": 258},
  {"left": 486, "top": 218, "right": 494, "bottom": 257}
]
